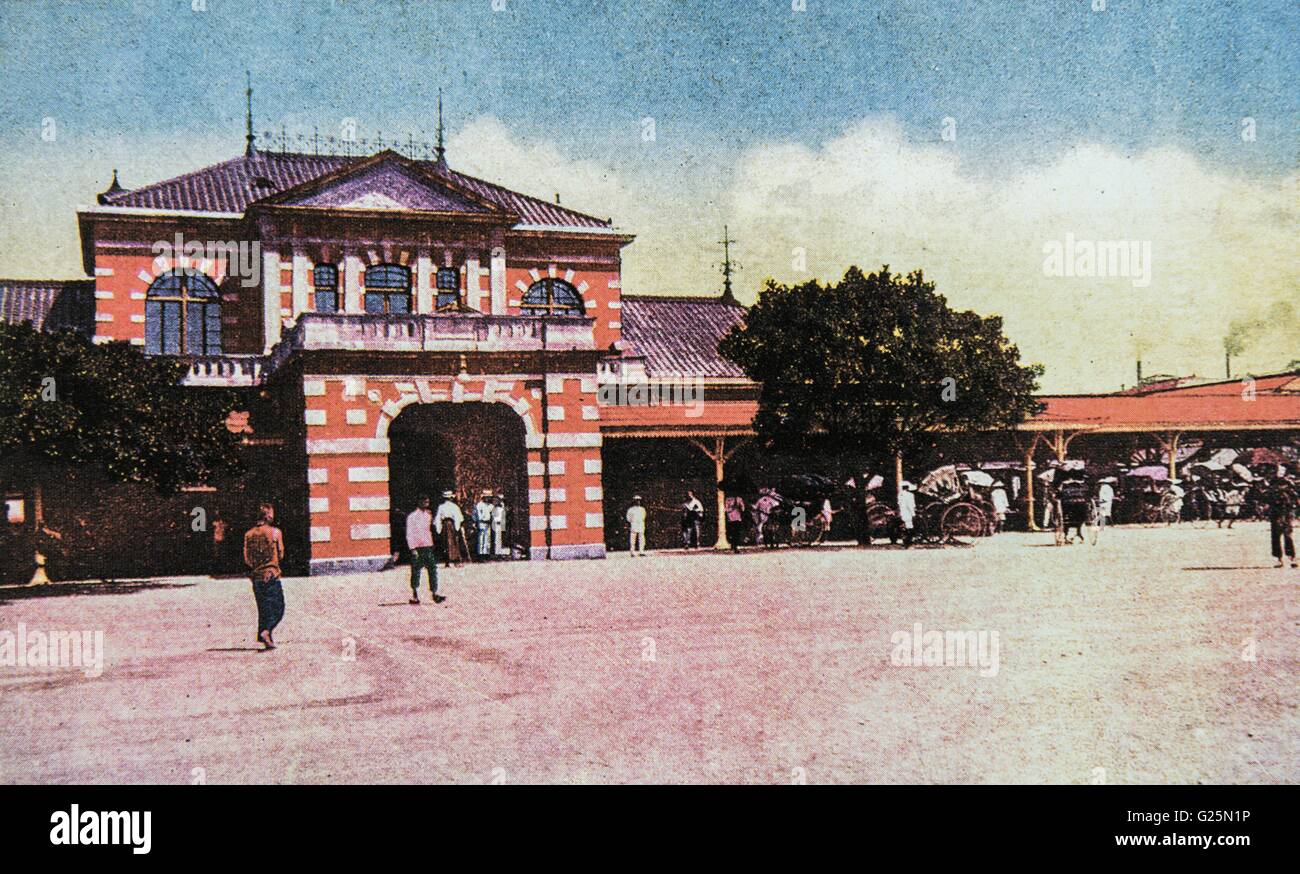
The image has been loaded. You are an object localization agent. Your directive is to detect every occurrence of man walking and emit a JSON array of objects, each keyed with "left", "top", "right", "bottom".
[
  {"left": 398, "top": 495, "right": 445, "bottom": 605},
  {"left": 1267, "top": 474, "right": 1297, "bottom": 569},
  {"left": 243, "top": 502, "right": 285, "bottom": 651},
  {"left": 626, "top": 495, "right": 648, "bottom": 556},
  {"left": 474, "top": 490, "right": 495, "bottom": 560}
]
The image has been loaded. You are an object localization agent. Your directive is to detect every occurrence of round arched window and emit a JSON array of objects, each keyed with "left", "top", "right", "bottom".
[
  {"left": 521, "top": 278, "right": 583, "bottom": 316},
  {"left": 145, "top": 269, "right": 221, "bottom": 355}
]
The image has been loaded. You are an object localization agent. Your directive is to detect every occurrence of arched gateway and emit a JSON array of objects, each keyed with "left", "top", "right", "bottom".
[
  {"left": 386, "top": 402, "right": 529, "bottom": 560},
  {"left": 300, "top": 367, "right": 608, "bottom": 575}
]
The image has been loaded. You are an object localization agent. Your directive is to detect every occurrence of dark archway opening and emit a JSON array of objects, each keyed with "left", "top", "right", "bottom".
[{"left": 387, "top": 402, "right": 529, "bottom": 561}]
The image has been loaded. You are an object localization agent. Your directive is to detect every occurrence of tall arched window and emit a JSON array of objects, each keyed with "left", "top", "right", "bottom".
[
  {"left": 314, "top": 264, "right": 339, "bottom": 313},
  {"left": 364, "top": 264, "right": 411, "bottom": 314},
  {"left": 521, "top": 278, "right": 583, "bottom": 316},
  {"left": 145, "top": 269, "right": 221, "bottom": 355}
]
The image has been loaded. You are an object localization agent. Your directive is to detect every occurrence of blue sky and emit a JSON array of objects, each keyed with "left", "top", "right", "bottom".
[
  {"left": 0, "top": 0, "right": 1295, "bottom": 390},
  {"left": 1, "top": 0, "right": 1294, "bottom": 172}
]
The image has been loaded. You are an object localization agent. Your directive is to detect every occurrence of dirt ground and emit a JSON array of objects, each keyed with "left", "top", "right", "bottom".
[{"left": 1, "top": 522, "right": 1296, "bottom": 784}]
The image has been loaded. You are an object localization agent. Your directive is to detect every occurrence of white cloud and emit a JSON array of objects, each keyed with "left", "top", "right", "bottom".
[{"left": 725, "top": 119, "right": 1299, "bottom": 392}]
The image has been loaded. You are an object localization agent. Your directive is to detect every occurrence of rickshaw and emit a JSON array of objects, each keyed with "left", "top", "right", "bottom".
[
  {"left": 773, "top": 474, "right": 848, "bottom": 547},
  {"left": 864, "top": 465, "right": 990, "bottom": 545}
]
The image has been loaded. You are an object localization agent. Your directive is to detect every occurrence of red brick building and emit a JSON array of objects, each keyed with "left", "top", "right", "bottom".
[{"left": 3, "top": 143, "right": 757, "bottom": 578}]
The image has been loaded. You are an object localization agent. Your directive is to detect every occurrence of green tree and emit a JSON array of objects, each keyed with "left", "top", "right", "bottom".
[
  {"left": 0, "top": 322, "right": 243, "bottom": 581},
  {"left": 719, "top": 265, "right": 1043, "bottom": 470}
]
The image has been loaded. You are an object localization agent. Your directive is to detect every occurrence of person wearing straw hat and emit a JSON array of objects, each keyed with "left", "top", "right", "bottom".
[{"left": 435, "top": 490, "right": 466, "bottom": 567}]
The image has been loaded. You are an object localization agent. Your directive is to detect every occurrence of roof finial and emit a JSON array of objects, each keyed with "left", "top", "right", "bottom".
[
  {"left": 718, "top": 225, "right": 739, "bottom": 304},
  {"left": 244, "top": 71, "right": 255, "bottom": 156},
  {"left": 434, "top": 88, "right": 447, "bottom": 169},
  {"left": 97, "top": 168, "right": 125, "bottom": 204}
]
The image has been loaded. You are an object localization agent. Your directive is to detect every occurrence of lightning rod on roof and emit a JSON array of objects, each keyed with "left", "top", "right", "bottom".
[
  {"left": 245, "top": 71, "right": 255, "bottom": 156},
  {"left": 718, "top": 225, "right": 739, "bottom": 304},
  {"left": 434, "top": 88, "right": 447, "bottom": 169}
]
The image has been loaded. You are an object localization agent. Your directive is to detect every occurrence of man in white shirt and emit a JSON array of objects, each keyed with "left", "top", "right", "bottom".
[
  {"left": 626, "top": 495, "right": 648, "bottom": 556},
  {"left": 1096, "top": 479, "right": 1115, "bottom": 529},
  {"left": 682, "top": 491, "right": 704, "bottom": 548},
  {"left": 473, "top": 490, "right": 495, "bottom": 560},
  {"left": 897, "top": 481, "right": 917, "bottom": 548},
  {"left": 397, "top": 495, "right": 444, "bottom": 604}
]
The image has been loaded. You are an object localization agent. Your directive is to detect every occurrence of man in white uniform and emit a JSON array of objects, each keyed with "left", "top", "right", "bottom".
[
  {"left": 473, "top": 490, "right": 495, "bottom": 560},
  {"left": 626, "top": 495, "right": 648, "bottom": 556},
  {"left": 491, "top": 493, "right": 508, "bottom": 557},
  {"left": 897, "top": 481, "right": 917, "bottom": 548},
  {"left": 1096, "top": 479, "right": 1115, "bottom": 529}
]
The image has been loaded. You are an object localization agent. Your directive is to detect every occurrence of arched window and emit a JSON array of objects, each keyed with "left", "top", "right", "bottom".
[
  {"left": 521, "top": 278, "right": 583, "bottom": 317},
  {"left": 364, "top": 264, "right": 411, "bottom": 314},
  {"left": 313, "top": 264, "right": 339, "bottom": 313},
  {"left": 145, "top": 269, "right": 221, "bottom": 355}
]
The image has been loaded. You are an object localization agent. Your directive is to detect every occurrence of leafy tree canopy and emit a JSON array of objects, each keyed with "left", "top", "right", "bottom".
[
  {"left": 0, "top": 322, "right": 243, "bottom": 493},
  {"left": 719, "top": 266, "right": 1044, "bottom": 463}
]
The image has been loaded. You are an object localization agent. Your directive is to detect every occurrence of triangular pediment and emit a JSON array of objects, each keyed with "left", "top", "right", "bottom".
[{"left": 267, "top": 154, "right": 506, "bottom": 217}]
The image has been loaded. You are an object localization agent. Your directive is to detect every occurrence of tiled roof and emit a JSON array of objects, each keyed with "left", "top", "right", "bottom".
[
  {"left": 0, "top": 279, "right": 95, "bottom": 333},
  {"left": 619, "top": 295, "right": 749, "bottom": 379},
  {"left": 95, "top": 151, "right": 614, "bottom": 229}
]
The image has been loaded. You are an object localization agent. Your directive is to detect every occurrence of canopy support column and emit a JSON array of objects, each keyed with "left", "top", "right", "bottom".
[
  {"left": 688, "top": 436, "right": 751, "bottom": 550},
  {"left": 1023, "top": 434, "right": 1041, "bottom": 531},
  {"left": 1157, "top": 431, "right": 1184, "bottom": 481}
]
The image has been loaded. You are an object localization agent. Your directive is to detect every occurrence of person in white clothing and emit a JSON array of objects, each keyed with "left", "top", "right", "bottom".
[
  {"left": 434, "top": 490, "right": 466, "bottom": 567},
  {"left": 473, "top": 490, "right": 495, "bottom": 559},
  {"left": 990, "top": 482, "right": 1009, "bottom": 532},
  {"left": 491, "top": 494, "right": 508, "bottom": 557},
  {"left": 1096, "top": 479, "right": 1115, "bottom": 529},
  {"left": 626, "top": 495, "right": 648, "bottom": 556},
  {"left": 897, "top": 481, "right": 917, "bottom": 548}
]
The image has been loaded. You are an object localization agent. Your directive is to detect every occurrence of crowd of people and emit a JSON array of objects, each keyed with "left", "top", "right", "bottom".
[
  {"left": 616, "top": 463, "right": 1299, "bottom": 567},
  {"left": 396, "top": 490, "right": 512, "bottom": 596},
  {"left": 233, "top": 462, "right": 1296, "bottom": 652}
]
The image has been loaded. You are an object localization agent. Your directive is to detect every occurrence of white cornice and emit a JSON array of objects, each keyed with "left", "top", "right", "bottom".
[{"left": 79, "top": 205, "right": 243, "bottom": 220}]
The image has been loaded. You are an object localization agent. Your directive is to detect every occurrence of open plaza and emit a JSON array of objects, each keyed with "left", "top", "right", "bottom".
[{"left": 2, "top": 523, "right": 1295, "bottom": 785}]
